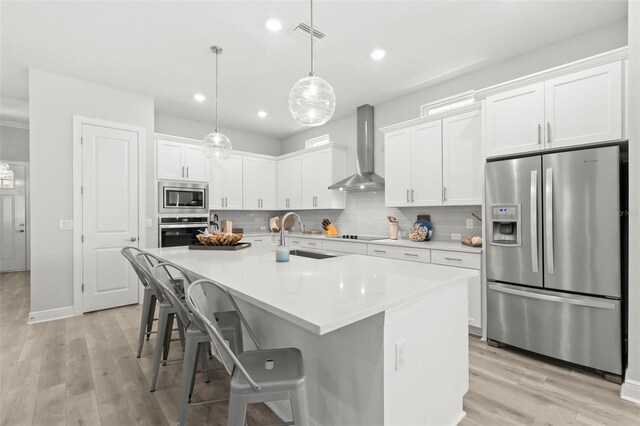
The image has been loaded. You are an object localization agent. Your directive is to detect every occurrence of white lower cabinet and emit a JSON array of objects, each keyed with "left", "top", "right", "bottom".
[
  {"left": 322, "top": 240, "right": 367, "bottom": 255},
  {"left": 431, "top": 250, "right": 481, "bottom": 269},
  {"left": 242, "top": 235, "right": 278, "bottom": 247},
  {"left": 367, "top": 245, "right": 431, "bottom": 263}
]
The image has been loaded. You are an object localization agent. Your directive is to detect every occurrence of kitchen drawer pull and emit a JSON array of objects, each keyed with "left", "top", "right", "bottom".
[
  {"left": 403, "top": 253, "right": 418, "bottom": 257},
  {"left": 444, "top": 257, "right": 462, "bottom": 261},
  {"left": 406, "top": 189, "right": 409, "bottom": 203},
  {"left": 547, "top": 122, "right": 551, "bottom": 143},
  {"left": 307, "top": 242, "right": 317, "bottom": 246},
  {"left": 537, "top": 123, "right": 542, "bottom": 144},
  {"left": 373, "top": 249, "right": 387, "bottom": 254},
  {"left": 291, "top": 240, "right": 300, "bottom": 244},
  {"left": 254, "top": 239, "right": 263, "bottom": 242}
]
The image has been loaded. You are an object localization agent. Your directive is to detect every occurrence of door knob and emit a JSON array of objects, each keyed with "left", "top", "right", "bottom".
[
  {"left": 17, "top": 230, "right": 24, "bottom": 233},
  {"left": 126, "top": 237, "right": 137, "bottom": 242}
]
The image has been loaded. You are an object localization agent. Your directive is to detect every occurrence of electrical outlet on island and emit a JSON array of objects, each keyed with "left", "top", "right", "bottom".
[{"left": 451, "top": 233, "right": 462, "bottom": 240}]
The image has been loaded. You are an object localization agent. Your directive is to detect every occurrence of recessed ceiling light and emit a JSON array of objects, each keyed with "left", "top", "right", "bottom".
[
  {"left": 193, "top": 94, "right": 206, "bottom": 102},
  {"left": 370, "top": 49, "right": 386, "bottom": 60},
  {"left": 257, "top": 110, "right": 268, "bottom": 118},
  {"left": 265, "top": 18, "right": 283, "bottom": 32}
]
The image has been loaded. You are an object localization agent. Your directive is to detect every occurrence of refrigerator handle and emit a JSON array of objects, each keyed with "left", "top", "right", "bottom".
[
  {"left": 530, "top": 170, "right": 539, "bottom": 274},
  {"left": 488, "top": 284, "right": 617, "bottom": 310},
  {"left": 545, "top": 167, "right": 555, "bottom": 274}
]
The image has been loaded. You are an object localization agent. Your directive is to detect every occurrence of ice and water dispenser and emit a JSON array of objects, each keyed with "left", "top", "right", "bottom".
[{"left": 490, "top": 204, "right": 521, "bottom": 247}]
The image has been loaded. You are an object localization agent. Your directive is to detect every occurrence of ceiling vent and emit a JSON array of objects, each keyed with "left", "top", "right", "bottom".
[{"left": 290, "top": 20, "right": 326, "bottom": 41}]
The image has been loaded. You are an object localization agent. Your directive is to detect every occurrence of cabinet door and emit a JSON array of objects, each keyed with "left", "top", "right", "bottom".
[
  {"left": 183, "top": 145, "right": 209, "bottom": 182},
  {"left": 468, "top": 274, "right": 482, "bottom": 329},
  {"left": 545, "top": 61, "right": 622, "bottom": 149},
  {"left": 209, "top": 161, "right": 225, "bottom": 209},
  {"left": 384, "top": 129, "right": 412, "bottom": 207},
  {"left": 260, "top": 159, "right": 277, "bottom": 210},
  {"left": 157, "top": 140, "right": 184, "bottom": 180},
  {"left": 314, "top": 149, "right": 333, "bottom": 208},
  {"left": 223, "top": 155, "right": 244, "bottom": 209},
  {"left": 485, "top": 83, "right": 545, "bottom": 158},
  {"left": 300, "top": 152, "right": 317, "bottom": 209},
  {"left": 277, "top": 159, "right": 288, "bottom": 209},
  {"left": 288, "top": 156, "right": 302, "bottom": 209},
  {"left": 442, "top": 110, "right": 483, "bottom": 205},
  {"left": 411, "top": 121, "right": 442, "bottom": 206},
  {"left": 242, "top": 157, "right": 262, "bottom": 209}
]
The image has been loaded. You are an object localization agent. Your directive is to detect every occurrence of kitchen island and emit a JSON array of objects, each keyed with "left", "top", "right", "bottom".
[{"left": 150, "top": 245, "right": 478, "bottom": 426}]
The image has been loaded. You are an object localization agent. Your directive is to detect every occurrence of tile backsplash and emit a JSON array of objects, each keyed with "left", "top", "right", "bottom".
[{"left": 212, "top": 191, "right": 482, "bottom": 241}]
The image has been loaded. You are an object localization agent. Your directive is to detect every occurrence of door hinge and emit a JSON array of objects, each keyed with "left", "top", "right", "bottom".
[
  {"left": 81, "top": 283, "right": 84, "bottom": 292},
  {"left": 80, "top": 186, "right": 84, "bottom": 195},
  {"left": 80, "top": 137, "right": 83, "bottom": 145},
  {"left": 81, "top": 235, "right": 84, "bottom": 243}
]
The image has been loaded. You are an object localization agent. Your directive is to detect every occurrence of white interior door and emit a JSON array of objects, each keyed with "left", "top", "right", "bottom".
[
  {"left": 82, "top": 124, "right": 139, "bottom": 312},
  {"left": 0, "top": 163, "right": 27, "bottom": 271}
]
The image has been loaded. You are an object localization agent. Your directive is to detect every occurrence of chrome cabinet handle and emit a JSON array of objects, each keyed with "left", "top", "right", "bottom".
[
  {"left": 545, "top": 167, "right": 554, "bottom": 274},
  {"left": 547, "top": 122, "right": 551, "bottom": 144},
  {"left": 530, "top": 170, "right": 539, "bottom": 274},
  {"left": 406, "top": 189, "right": 410, "bottom": 203},
  {"left": 538, "top": 124, "right": 542, "bottom": 144},
  {"left": 186, "top": 166, "right": 189, "bottom": 178},
  {"left": 181, "top": 166, "right": 185, "bottom": 178},
  {"left": 308, "top": 242, "right": 317, "bottom": 246},
  {"left": 443, "top": 186, "right": 447, "bottom": 202},
  {"left": 373, "top": 249, "right": 387, "bottom": 254},
  {"left": 411, "top": 189, "right": 414, "bottom": 202},
  {"left": 444, "top": 257, "right": 462, "bottom": 261},
  {"left": 404, "top": 253, "right": 418, "bottom": 257}
]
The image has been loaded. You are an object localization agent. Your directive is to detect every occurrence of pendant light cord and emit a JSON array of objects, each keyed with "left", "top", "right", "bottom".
[
  {"left": 309, "top": 0, "right": 314, "bottom": 77},
  {"left": 215, "top": 47, "right": 220, "bottom": 132}
]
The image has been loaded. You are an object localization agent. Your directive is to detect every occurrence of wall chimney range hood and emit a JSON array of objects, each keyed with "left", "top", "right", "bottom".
[{"left": 328, "top": 104, "right": 385, "bottom": 191}]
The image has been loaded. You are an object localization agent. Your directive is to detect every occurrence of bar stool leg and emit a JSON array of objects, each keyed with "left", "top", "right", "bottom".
[
  {"left": 227, "top": 395, "right": 247, "bottom": 426},
  {"left": 137, "top": 289, "right": 153, "bottom": 358},
  {"left": 179, "top": 337, "right": 199, "bottom": 426},
  {"left": 162, "top": 314, "right": 174, "bottom": 365},
  {"left": 198, "top": 343, "right": 210, "bottom": 383},
  {"left": 146, "top": 294, "right": 156, "bottom": 341},
  {"left": 290, "top": 388, "right": 310, "bottom": 426},
  {"left": 150, "top": 307, "right": 169, "bottom": 392}
]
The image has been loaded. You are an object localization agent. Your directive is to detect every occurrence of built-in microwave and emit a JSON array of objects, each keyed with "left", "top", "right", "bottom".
[{"left": 158, "top": 181, "right": 208, "bottom": 214}]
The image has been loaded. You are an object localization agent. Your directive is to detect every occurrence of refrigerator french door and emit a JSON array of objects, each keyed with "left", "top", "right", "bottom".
[{"left": 486, "top": 146, "right": 622, "bottom": 376}]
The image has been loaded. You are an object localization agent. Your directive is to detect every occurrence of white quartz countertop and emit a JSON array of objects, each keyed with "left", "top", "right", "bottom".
[
  {"left": 242, "top": 232, "right": 482, "bottom": 254},
  {"left": 150, "top": 246, "right": 478, "bottom": 335}
]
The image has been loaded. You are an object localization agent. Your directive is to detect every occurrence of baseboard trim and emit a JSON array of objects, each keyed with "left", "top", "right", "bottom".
[
  {"left": 28, "top": 306, "right": 75, "bottom": 324},
  {"left": 621, "top": 379, "right": 640, "bottom": 405},
  {"left": 265, "top": 400, "right": 321, "bottom": 426}
]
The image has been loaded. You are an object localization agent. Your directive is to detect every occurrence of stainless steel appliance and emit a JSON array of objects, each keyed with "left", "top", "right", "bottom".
[
  {"left": 486, "top": 146, "right": 624, "bottom": 379},
  {"left": 159, "top": 216, "right": 208, "bottom": 247},
  {"left": 159, "top": 181, "right": 208, "bottom": 214}
]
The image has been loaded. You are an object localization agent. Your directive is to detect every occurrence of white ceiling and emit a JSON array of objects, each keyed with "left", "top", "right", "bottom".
[{"left": 1, "top": 1, "right": 627, "bottom": 138}]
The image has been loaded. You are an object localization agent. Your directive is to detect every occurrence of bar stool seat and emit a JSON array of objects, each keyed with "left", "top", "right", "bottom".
[{"left": 231, "top": 348, "right": 305, "bottom": 396}]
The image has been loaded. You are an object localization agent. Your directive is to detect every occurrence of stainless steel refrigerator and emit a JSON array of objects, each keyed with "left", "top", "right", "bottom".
[{"left": 486, "top": 145, "right": 623, "bottom": 378}]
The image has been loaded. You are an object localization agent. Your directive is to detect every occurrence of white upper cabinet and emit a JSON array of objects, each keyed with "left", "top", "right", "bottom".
[
  {"left": 384, "top": 129, "right": 412, "bottom": 207},
  {"left": 298, "top": 146, "right": 346, "bottom": 209},
  {"left": 410, "top": 121, "right": 443, "bottom": 206},
  {"left": 210, "top": 154, "right": 243, "bottom": 210},
  {"left": 243, "top": 157, "right": 276, "bottom": 210},
  {"left": 277, "top": 156, "right": 302, "bottom": 209},
  {"left": 384, "top": 110, "right": 481, "bottom": 208},
  {"left": 544, "top": 61, "right": 622, "bottom": 149},
  {"left": 157, "top": 139, "right": 209, "bottom": 182},
  {"left": 442, "top": 110, "right": 483, "bottom": 205},
  {"left": 485, "top": 83, "right": 545, "bottom": 158},
  {"left": 484, "top": 59, "right": 624, "bottom": 158}
]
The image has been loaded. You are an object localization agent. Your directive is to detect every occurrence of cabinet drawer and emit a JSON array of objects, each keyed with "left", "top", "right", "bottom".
[
  {"left": 431, "top": 250, "right": 480, "bottom": 269},
  {"left": 300, "top": 239, "right": 322, "bottom": 251},
  {"left": 367, "top": 245, "right": 431, "bottom": 263},
  {"left": 322, "top": 240, "right": 367, "bottom": 255}
]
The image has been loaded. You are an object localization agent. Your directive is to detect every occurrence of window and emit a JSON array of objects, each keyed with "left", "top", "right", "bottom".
[
  {"left": 305, "top": 134, "right": 330, "bottom": 149},
  {"left": 0, "top": 169, "right": 14, "bottom": 189}
]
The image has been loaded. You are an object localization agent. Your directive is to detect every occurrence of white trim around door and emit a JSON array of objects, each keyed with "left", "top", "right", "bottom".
[{"left": 72, "top": 116, "right": 146, "bottom": 316}]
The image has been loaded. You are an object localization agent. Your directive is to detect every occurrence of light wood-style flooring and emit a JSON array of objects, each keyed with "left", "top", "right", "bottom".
[{"left": 1, "top": 271, "right": 638, "bottom": 425}]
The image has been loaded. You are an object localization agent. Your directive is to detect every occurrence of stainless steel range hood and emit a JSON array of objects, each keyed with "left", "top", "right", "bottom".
[{"left": 328, "top": 104, "right": 385, "bottom": 191}]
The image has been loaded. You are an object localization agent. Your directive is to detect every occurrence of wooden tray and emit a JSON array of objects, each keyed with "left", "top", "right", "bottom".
[{"left": 189, "top": 242, "right": 252, "bottom": 251}]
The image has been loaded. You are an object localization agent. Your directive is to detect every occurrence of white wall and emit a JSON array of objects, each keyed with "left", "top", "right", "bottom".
[
  {"left": 28, "top": 69, "right": 155, "bottom": 314},
  {"left": 0, "top": 125, "right": 29, "bottom": 162},
  {"left": 155, "top": 113, "right": 282, "bottom": 156},
  {"left": 622, "top": 0, "right": 640, "bottom": 405}
]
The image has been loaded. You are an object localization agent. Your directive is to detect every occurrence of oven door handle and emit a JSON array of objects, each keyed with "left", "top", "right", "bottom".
[{"left": 159, "top": 224, "right": 208, "bottom": 229}]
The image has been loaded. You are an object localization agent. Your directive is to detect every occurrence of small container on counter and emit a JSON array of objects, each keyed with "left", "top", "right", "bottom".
[
  {"left": 389, "top": 222, "right": 399, "bottom": 240},
  {"left": 275, "top": 245, "right": 290, "bottom": 262}
]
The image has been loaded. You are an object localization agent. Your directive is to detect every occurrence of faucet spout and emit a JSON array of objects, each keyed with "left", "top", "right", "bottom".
[{"left": 280, "top": 212, "right": 305, "bottom": 247}]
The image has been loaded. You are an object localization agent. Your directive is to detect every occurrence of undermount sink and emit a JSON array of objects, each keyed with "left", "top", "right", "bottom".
[{"left": 289, "top": 250, "right": 336, "bottom": 260}]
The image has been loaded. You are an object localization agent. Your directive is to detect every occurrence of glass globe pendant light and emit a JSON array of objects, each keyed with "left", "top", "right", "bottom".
[
  {"left": 203, "top": 46, "right": 232, "bottom": 160},
  {"left": 289, "top": 0, "right": 336, "bottom": 127}
]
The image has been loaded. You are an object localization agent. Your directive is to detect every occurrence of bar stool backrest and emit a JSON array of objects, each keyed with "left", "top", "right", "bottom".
[
  {"left": 135, "top": 252, "right": 169, "bottom": 303},
  {"left": 151, "top": 262, "right": 196, "bottom": 329},
  {"left": 121, "top": 246, "right": 153, "bottom": 289},
  {"left": 186, "top": 279, "right": 263, "bottom": 391}
]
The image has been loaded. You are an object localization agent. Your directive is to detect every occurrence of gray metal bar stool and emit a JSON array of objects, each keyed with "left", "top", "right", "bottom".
[
  {"left": 121, "top": 246, "right": 159, "bottom": 358},
  {"left": 186, "top": 279, "right": 309, "bottom": 426},
  {"left": 150, "top": 262, "right": 245, "bottom": 426}
]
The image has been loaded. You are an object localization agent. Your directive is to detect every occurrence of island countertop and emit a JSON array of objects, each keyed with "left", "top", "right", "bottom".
[{"left": 150, "top": 246, "right": 478, "bottom": 335}]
